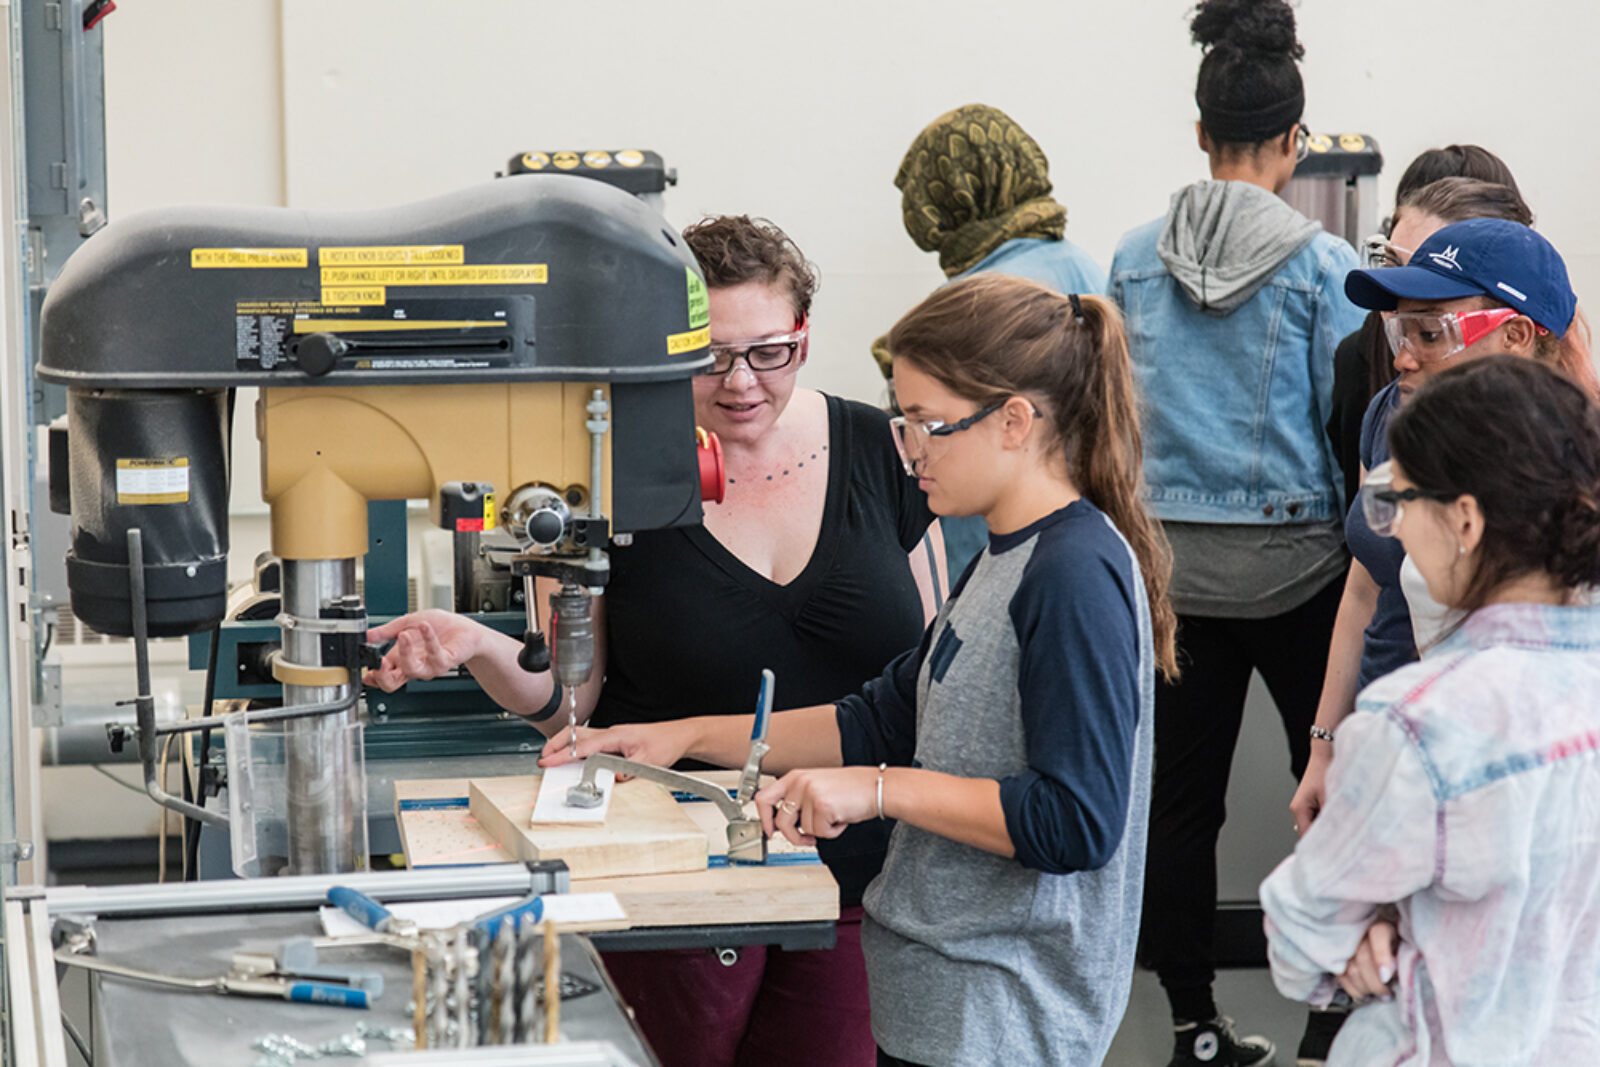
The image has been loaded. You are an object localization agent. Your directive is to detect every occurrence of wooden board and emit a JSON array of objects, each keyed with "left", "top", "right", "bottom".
[
  {"left": 468, "top": 774, "right": 708, "bottom": 880},
  {"left": 394, "top": 774, "right": 839, "bottom": 927}
]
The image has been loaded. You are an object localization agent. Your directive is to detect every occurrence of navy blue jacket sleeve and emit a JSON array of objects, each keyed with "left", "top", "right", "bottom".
[
  {"left": 998, "top": 534, "right": 1141, "bottom": 874},
  {"left": 835, "top": 622, "right": 930, "bottom": 769}
]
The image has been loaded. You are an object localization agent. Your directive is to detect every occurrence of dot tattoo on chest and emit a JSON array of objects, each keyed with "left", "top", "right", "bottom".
[{"left": 727, "top": 445, "right": 826, "bottom": 486}]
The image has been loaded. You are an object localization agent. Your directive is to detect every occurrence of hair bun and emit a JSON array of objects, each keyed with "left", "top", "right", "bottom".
[{"left": 1190, "top": 0, "right": 1303, "bottom": 59}]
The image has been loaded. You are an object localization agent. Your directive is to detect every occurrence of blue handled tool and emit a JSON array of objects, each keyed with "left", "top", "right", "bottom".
[
  {"left": 470, "top": 894, "right": 545, "bottom": 939},
  {"left": 735, "top": 668, "right": 775, "bottom": 806},
  {"left": 327, "top": 885, "right": 415, "bottom": 938}
]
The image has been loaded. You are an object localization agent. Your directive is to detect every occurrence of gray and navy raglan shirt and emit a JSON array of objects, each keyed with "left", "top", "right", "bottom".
[{"left": 836, "top": 499, "right": 1155, "bottom": 1066}]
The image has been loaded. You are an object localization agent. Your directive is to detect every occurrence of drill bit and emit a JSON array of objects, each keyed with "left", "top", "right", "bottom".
[
  {"left": 491, "top": 918, "right": 515, "bottom": 1045},
  {"left": 453, "top": 926, "right": 473, "bottom": 1048},
  {"left": 515, "top": 916, "right": 537, "bottom": 1044},
  {"left": 567, "top": 687, "right": 578, "bottom": 761},
  {"left": 542, "top": 921, "right": 561, "bottom": 1044}
]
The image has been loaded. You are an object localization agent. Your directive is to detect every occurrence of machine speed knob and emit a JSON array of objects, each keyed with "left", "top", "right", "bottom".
[{"left": 296, "top": 332, "right": 348, "bottom": 377}]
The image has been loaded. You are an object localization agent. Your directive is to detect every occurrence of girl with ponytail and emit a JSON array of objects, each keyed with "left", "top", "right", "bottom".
[
  {"left": 1263, "top": 356, "right": 1600, "bottom": 1065},
  {"left": 547, "top": 272, "right": 1172, "bottom": 1064}
]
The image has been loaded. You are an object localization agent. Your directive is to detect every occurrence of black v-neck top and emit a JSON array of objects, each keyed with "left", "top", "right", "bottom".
[{"left": 591, "top": 394, "right": 934, "bottom": 905}]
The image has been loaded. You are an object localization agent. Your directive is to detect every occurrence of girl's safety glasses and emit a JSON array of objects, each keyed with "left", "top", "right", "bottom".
[
  {"left": 1382, "top": 307, "right": 1520, "bottom": 365},
  {"left": 1360, "top": 461, "right": 1458, "bottom": 537}
]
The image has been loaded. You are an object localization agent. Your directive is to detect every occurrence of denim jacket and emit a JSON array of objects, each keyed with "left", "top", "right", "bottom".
[
  {"left": 1110, "top": 214, "right": 1362, "bottom": 523},
  {"left": 1260, "top": 601, "right": 1600, "bottom": 1066}
]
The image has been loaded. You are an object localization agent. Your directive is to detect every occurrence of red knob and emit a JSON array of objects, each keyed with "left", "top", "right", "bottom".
[{"left": 696, "top": 427, "right": 726, "bottom": 505}]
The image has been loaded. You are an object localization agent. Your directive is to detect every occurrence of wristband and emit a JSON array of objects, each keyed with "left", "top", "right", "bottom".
[
  {"left": 876, "top": 763, "right": 888, "bottom": 820},
  {"left": 522, "top": 683, "right": 565, "bottom": 723},
  {"left": 1309, "top": 725, "right": 1335, "bottom": 744}
]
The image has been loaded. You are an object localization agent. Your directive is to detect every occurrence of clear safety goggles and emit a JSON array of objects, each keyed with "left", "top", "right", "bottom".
[
  {"left": 703, "top": 317, "right": 808, "bottom": 376},
  {"left": 1360, "top": 461, "right": 1457, "bottom": 537},
  {"left": 888, "top": 398, "right": 1008, "bottom": 476},
  {"left": 1382, "top": 307, "right": 1520, "bottom": 365}
]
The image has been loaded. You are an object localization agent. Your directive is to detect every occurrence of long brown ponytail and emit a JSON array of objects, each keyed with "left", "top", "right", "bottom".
[{"left": 888, "top": 274, "right": 1178, "bottom": 679}]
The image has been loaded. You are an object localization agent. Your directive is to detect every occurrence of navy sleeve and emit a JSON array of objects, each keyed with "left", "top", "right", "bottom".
[
  {"left": 836, "top": 623, "right": 931, "bottom": 769},
  {"left": 998, "top": 526, "right": 1141, "bottom": 874}
]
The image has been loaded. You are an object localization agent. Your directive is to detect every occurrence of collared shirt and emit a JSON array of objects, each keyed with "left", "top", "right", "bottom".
[{"left": 1260, "top": 600, "right": 1600, "bottom": 1067}]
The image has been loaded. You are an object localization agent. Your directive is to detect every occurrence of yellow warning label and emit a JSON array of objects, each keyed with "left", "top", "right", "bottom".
[
  {"left": 319, "top": 287, "right": 387, "bottom": 306},
  {"left": 553, "top": 151, "right": 581, "bottom": 170},
  {"left": 291, "top": 319, "right": 506, "bottom": 334},
  {"left": 115, "top": 458, "right": 190, "bottom": 504},
  {"left": 617, "top": 150, "right": 645, "bottom": 168},
  {"left": 192, "top": 248, "right": 308, "bottom": 269},
  {"left": 319, "top": 264, "right": 547, "bottom": 287},
  {"left": 320, "top": 245, "right": 465, "bottom": 266},
  {"left": 584, "top": 150, "right": 612, "bottom": 169},
  {"left": 522, "top": 152, "right": 550, "bottom": 170},
  {"left": 667, "top": 326, "right": 711, "bottom": 355},
  {"left": 483, "top": 492, "right": 497, "bottom": 531}
]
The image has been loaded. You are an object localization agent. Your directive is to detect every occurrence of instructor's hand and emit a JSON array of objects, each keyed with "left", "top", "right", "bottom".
[{"left": 363, "top": 610, "right": 485, "bottom": 692}]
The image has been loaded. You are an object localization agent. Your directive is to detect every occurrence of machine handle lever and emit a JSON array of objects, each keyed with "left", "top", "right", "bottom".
[{"left": 518, "top": 631, "right": 551, "bottom": 673}]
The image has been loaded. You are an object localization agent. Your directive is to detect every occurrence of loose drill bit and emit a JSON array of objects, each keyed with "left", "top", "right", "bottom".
[
  {"left": 542, "top": 921, "right": 561, "bottom": 1044},
  {"left": 491, "top": 918, "right": 515, "bottom": 1045},
  {"left": 515, "top": 916, "right": 537, "bottom": 1044}
]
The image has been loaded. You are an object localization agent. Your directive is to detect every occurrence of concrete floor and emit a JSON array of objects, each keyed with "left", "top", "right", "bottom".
[{"left": 1109, "top": 966, "right": 1311, "bottom": 1066}]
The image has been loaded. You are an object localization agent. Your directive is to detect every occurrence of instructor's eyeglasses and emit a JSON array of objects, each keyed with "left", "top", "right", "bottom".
[{"left": 703, "top": 317, "right": 809, "bottom": 376}]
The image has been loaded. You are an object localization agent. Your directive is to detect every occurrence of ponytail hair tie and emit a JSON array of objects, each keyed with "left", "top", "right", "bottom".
[{"left": 1068, "top": 293, "right": 1085, "bottom": 323}]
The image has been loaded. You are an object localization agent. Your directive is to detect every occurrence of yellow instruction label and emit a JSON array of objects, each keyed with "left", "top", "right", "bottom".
[
  {"left": 116, "top": 458, "right": 190, "bottom": 504},
  {"left": 319, "top": 245, "right": 465, "bottom": 266},
  {"left": 192, "top": 248, "right": 308, "bottom": 269},
  {"left": 687, "top": 269, "right": 709, "bottom": 329},
  {"left": 666, "top": 326, "right": 711, "bottom": 356},
  {"left": 319, "top": 264, "right": 547, "bottom": 287},
  {"left": 319, "top": 287, "right": 387, "bottom": 306}
]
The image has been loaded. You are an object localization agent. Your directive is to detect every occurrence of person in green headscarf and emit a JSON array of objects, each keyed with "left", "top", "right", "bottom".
[{"left": 878, "top": 104, "right": 1106, "bottom": 575}]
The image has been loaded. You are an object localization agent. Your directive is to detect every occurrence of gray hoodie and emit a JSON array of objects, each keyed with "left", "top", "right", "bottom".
[{"left": 1157, "top": 179, "right": 1322, "bottom": 315}]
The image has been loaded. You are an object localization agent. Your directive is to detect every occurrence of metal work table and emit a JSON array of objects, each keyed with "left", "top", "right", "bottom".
[{"left": 6, "top": 868, "right": 658, "bottom": 1066}]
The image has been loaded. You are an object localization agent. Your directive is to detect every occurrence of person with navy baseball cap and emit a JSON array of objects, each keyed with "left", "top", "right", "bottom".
[{"left": 1343, "top": 217, "right": 1594, "bottom": 398}]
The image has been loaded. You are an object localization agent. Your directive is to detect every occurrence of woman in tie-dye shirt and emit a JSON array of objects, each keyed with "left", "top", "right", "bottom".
[{"left": 1261, "top": 356, "right": 1600, "bottom": 1067}]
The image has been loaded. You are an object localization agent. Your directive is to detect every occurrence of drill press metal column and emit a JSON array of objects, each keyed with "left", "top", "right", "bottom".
[{"left": 282, "top": 559, "right": 361, "bottom": 875}]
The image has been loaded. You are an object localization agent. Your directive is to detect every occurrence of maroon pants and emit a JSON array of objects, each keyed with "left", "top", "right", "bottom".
[{"left": 600, "top": 907, "right": 873, "bottom": 1067}]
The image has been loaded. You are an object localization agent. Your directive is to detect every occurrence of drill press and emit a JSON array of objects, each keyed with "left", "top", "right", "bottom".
[{"left": 38, "top": 175, "right": 716, "bottom": 875}]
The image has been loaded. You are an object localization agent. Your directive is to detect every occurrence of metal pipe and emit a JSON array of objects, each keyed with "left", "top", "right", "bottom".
[
  {"left": 127, "top": 529, "right": 226, "bottom": 828},
  {"left": 281, "top": 558, "right": 361, "bottom": 875},
  {"left": 152, "top": 694, "right": 354, "bottom": 737}
]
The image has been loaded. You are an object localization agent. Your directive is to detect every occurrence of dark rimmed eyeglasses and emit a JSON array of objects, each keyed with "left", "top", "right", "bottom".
[{"left": 703, "top": 316, "right": 809, "bottom": 376}]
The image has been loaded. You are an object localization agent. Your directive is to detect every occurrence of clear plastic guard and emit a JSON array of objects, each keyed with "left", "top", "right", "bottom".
[{"left": 227, "top": 713, "right": 368, "bottom": 878}]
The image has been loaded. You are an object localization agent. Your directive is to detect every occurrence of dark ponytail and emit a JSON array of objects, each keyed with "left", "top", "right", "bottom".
[
  {"left": 1191, "top": 0, "right": 1304, "bottom": 149},
  {"left": 887, "top": 274, "right": 1179, "bottom": 679},
  {"left": 1388, "top": 356, "right": 1600, "bottom": 616}
]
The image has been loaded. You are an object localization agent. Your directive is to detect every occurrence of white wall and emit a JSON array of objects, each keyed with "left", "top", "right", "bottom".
[{"left": 102, "top": 0, "right": 1600, "bottom": 447}]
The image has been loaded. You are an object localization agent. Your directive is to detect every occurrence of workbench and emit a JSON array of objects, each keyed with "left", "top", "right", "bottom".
[{"left": 394, "top": 770, "right": 840, "bottom": 954}]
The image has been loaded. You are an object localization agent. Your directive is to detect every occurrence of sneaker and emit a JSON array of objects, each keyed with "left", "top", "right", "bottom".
[
  {"left": 1167, "top": 1015, "right": 1276, "bottom": 1066},
  {"left": 1295, "top": 1006, "right": 1347, "bottom": 1066}
]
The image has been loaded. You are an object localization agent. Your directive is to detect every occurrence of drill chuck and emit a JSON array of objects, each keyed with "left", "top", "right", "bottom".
[{"left": 551, "top": 587, "right": 595, "bottom": 686}]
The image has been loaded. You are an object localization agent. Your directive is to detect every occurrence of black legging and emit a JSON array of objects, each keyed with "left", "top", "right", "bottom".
[{"left": 1140, "top": 574, "right": 1344, "bottom": 1021}]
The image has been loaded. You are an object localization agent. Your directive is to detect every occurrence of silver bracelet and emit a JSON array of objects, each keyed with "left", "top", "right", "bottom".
[
  {"left": 876, "top": 763, "right": 888, "bottom": 820},
  {"left": 1310, "top": 725, "right": 1336, "bottom": 744}
]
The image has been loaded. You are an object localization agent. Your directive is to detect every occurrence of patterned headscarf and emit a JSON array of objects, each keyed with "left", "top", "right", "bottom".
[{"left": 895, "top": 104, "right": 1067, "bottom": 278}]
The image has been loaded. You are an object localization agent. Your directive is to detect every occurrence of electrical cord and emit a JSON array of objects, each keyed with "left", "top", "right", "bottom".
[
  {"left": 87, "top": 765, "right": 146, "bottom": 798},
  {"left": 183, "top": 622, "right": 222, "bottom": 881},
  {"left": 61, "top": 1009, "right": 91, "bottom": 1064}
]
